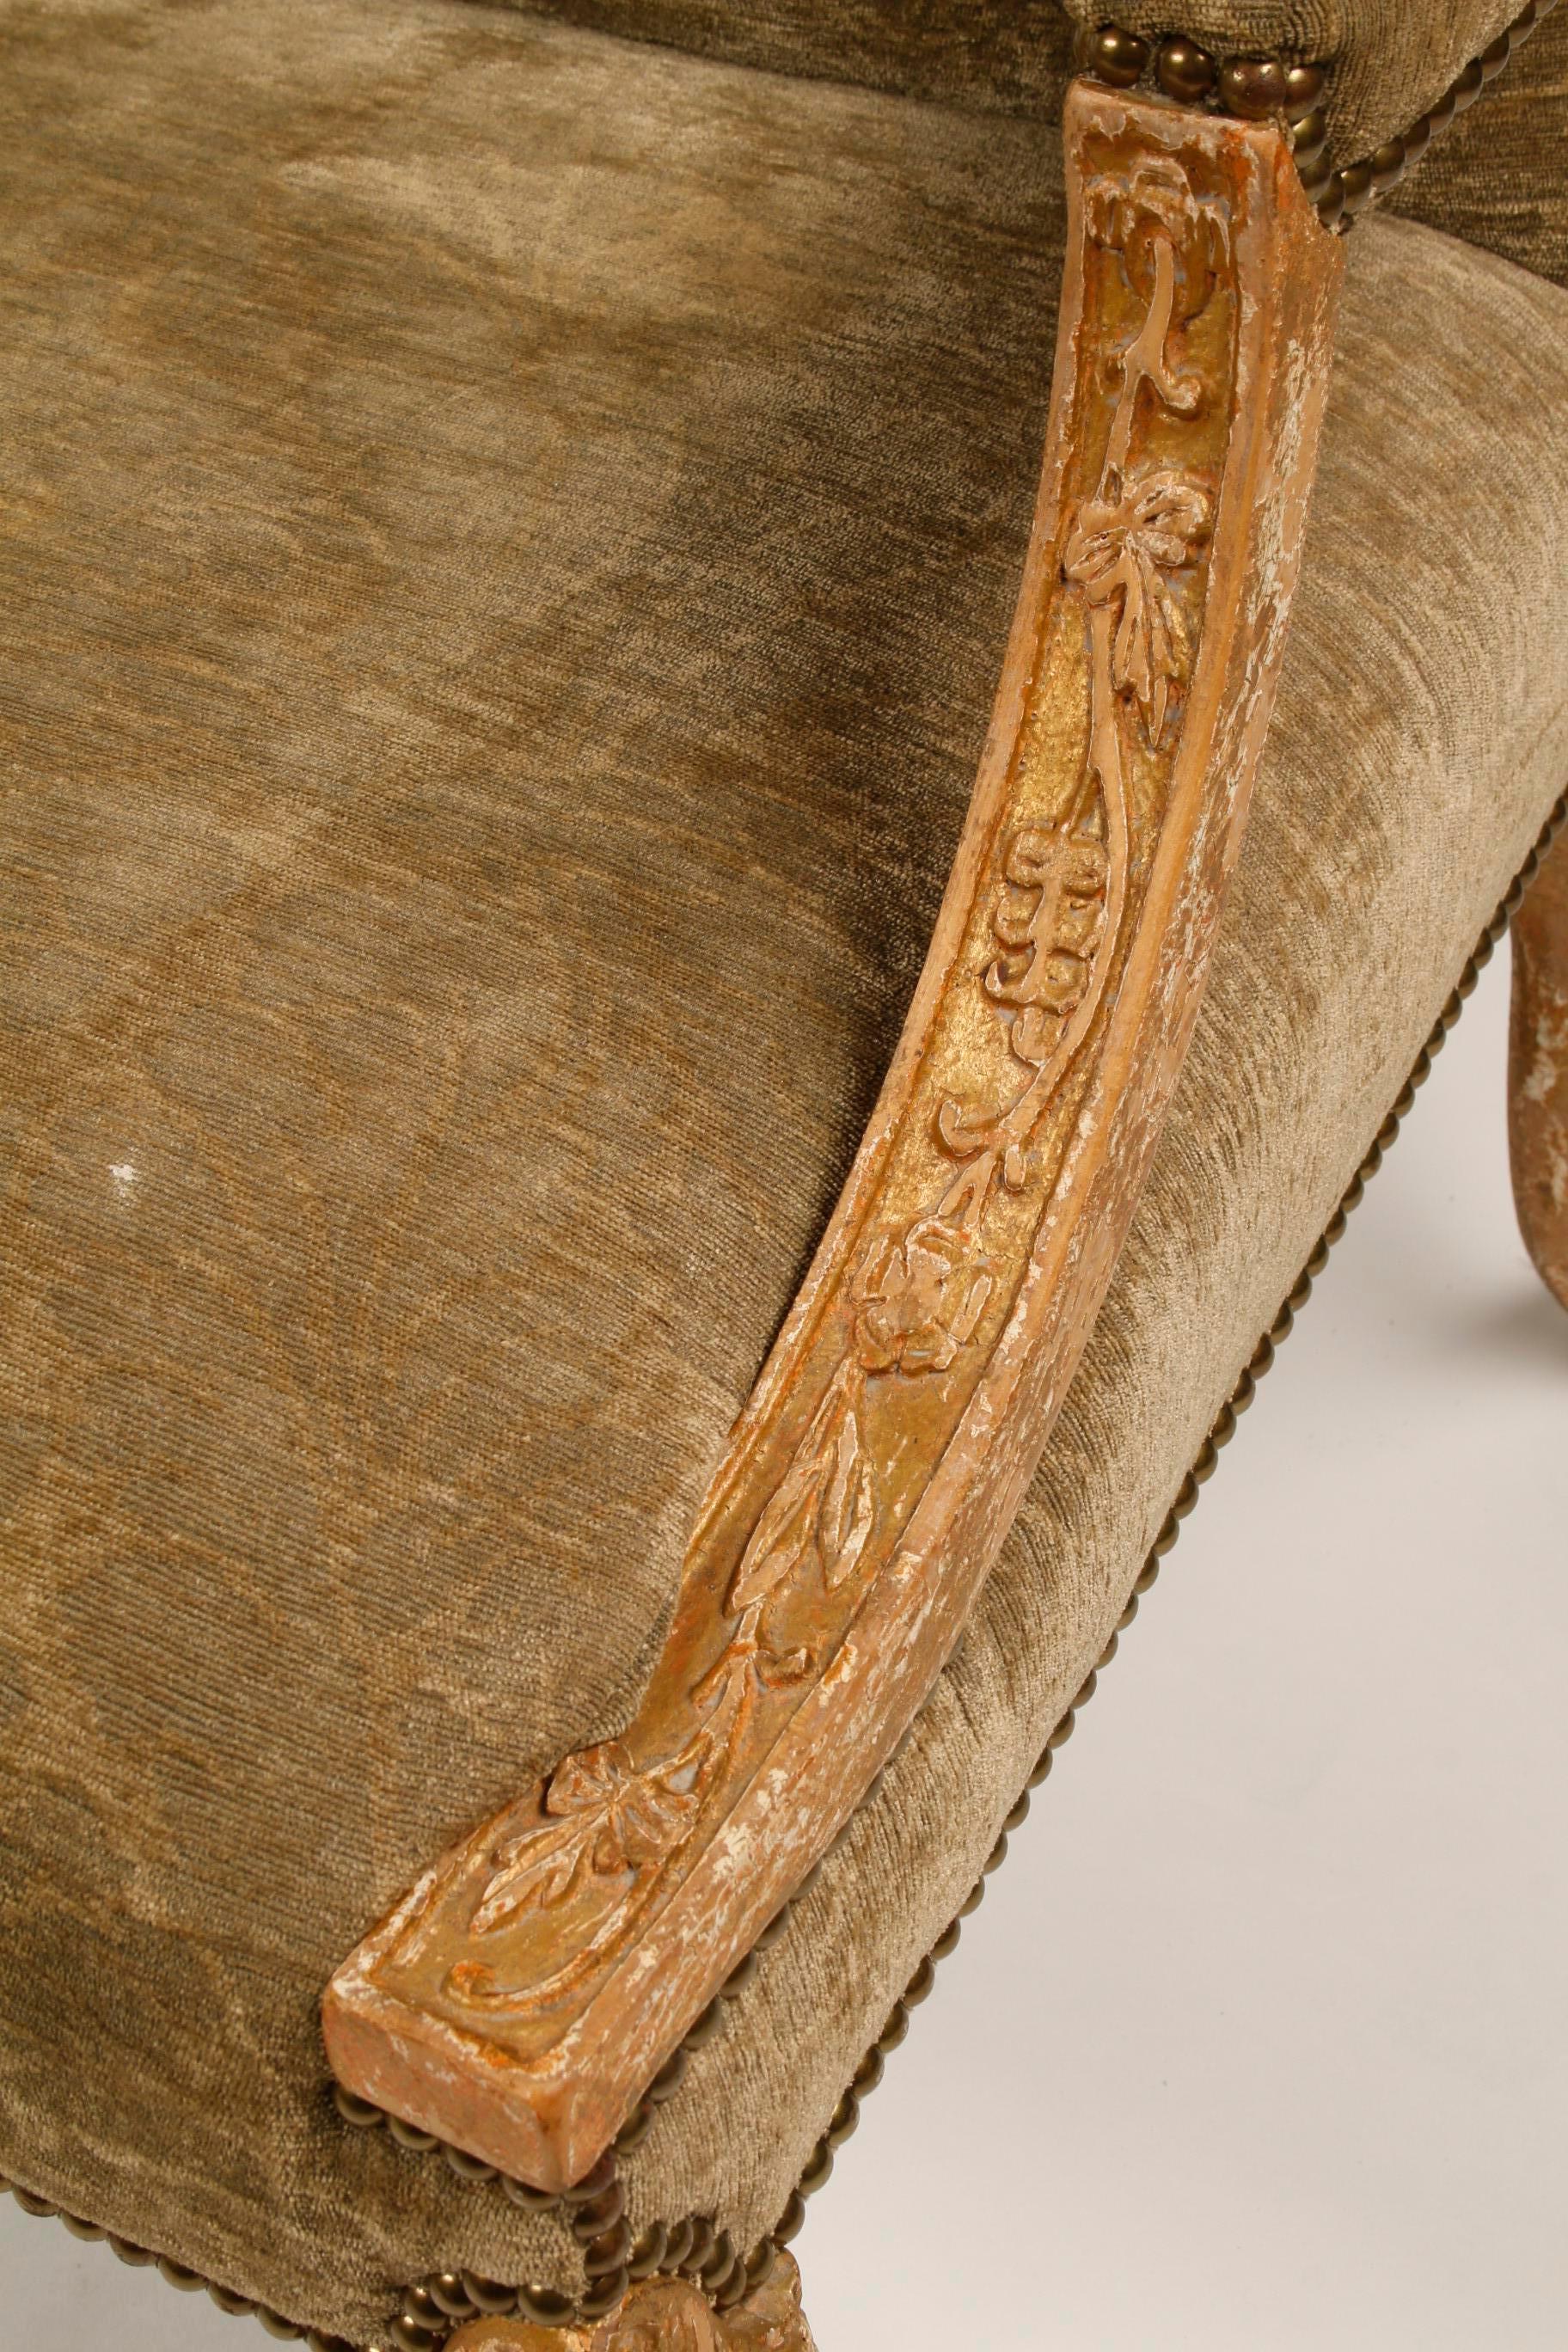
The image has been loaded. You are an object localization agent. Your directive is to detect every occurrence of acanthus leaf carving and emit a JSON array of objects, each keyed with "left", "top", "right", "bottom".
[
  {"left": 466, "top": 1742, "right": 701, "bottom": 1941},
  {"left": 725, "top": 1360, "right": 874, "bottom": 1615}
]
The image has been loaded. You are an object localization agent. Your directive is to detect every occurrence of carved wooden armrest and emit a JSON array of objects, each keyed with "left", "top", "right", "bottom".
[{"left": 324, "top": 82, "right": 1344, "bottom": 2194}]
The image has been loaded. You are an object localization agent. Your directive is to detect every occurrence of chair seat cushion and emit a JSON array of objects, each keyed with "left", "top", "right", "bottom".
[{"left": 3, "top": 2, "right": 1568, "bottom": 2343}]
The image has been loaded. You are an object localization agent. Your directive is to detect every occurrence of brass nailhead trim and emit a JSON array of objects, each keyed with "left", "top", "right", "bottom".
[
  {"left": 333, "top": 2076, "right": 567, "bottom": 2212},
  {"left": 0, "top": 2176, "right": 358, "bottom": 2349},
  {"left": 1081, "top": 20, "right": 1328, "bottom": 121},
  {"left": 750, "top": 781, "right": 1568, "bottom": 2274},
  {"left": 338, "top": 793, "right": 1568, "bottom": 2337},
  {"left": 3, "top": 792, "right": 1556, "bottom": 2352},
  {"left": 1077, "top": 23, "right": 1330, "bottom": 180},
  {"left": 1079, "top": 3, "right": 1559, "bottom": 233},
  {"left": 1315, "top": 0, "right": 1560, "bottom": 229},
  {"left": 383, "top": 2153, "right": 635, "bottom": 2341}
]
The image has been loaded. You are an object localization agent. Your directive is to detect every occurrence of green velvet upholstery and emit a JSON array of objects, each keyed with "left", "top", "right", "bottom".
[
  {"left": 3, "top": 3, "right": 1568, "bottom": 2345},
  {"left": 499, "top": 0, "right": 1568, "bottom": 285}
]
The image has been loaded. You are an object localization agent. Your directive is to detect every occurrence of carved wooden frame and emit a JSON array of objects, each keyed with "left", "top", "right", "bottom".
[
  {"left": 324, "top": 81, "right": 1344, "bottom": 2196},
  {"left": 441, "top": 2251, "right": 814, "bottom": 2352},
  {"left": 1510, "top": 821, "right": 1568, "bottom": 1309}
]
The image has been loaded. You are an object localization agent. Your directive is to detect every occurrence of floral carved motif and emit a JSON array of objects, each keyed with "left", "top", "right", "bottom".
[
  {"left": 325, "top": 86, "right": 1344, "bottom": 2196},
  {"left": 1063, "top": 471, "right": 1210, "bottom": 747}
]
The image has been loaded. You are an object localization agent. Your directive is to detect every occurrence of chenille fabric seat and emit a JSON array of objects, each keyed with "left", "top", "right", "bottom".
[{"left": 2, "top": 2, "right": 1566, "bottom": 2346}]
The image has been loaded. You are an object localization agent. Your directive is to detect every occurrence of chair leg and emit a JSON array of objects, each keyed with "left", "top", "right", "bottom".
[
  {"left": 443, "top": 2248, "right": 816, "bottom": 2350},
  {"left": 1510, "top": 818, "right": 1568, "bottom": 1310}
]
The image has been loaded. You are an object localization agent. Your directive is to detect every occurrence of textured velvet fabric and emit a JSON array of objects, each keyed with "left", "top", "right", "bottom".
[
  {"left": 1393, "top": 6, "right": 1568, "bottom": 288},
  {"left": 503, "top": 0, "right": 1568, "bottom": 291},
  {"left": 501, "top": 2, "right": 1557, "bottom": 201},
  {"left": 4, "top": 2, "right": 1568, "bottom": 2345},
  {"left": 0, "top": 0, "right": 1072, "bottom": 2324},
  {"left": 504, "top": 0, "right": 1079, "bottom": 118},
  {"left": 687, "top": 207, "right": 1568, "bottom": 2268},
  {"left": 1056, "top": 0, "right": 1521, "bottom": 161}
]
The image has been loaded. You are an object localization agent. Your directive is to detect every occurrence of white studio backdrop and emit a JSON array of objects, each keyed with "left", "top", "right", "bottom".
[{"left": 4, "top": 941, "right": 1565, "bottom": 2351}]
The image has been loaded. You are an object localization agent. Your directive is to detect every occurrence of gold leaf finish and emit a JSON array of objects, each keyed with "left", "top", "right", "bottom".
[{"left": 444, "top": 2252, "right": 814, "bottom": 2352}]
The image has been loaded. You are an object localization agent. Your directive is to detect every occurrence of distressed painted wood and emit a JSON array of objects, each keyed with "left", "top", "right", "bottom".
[
  {"left": 324, "top": 82, "right": 1344, "bottom": 2191},
  {"left": 1510, "top": 821, "right": 1568, "bottom": 1309},
  {"left": 442, "top": 2252, "right": 814, "bottom": 2352}
]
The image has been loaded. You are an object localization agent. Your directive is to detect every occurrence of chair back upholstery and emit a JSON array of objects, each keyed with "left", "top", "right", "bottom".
[
  {"left": 505, "top": 0, "right": 1566, "bottom": 288},
  {"left": 504, "top": 2, "right": 1529, "bottom": 156},
  {"left": 501, "top": 1, "right": 1078, "bottom": 120}
]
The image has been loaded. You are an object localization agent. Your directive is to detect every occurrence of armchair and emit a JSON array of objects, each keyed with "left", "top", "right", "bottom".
[{"left": 2, "top": 3, "right": 1565, "bottom": 2344}]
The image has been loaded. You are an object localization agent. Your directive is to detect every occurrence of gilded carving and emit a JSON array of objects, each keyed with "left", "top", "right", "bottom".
[
  {"left": 325, "top": 84, "right": 1344, "bottom": 2194},
  {"left": 444, "top": 2253, "right": 814, "bottom": 2352}
]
